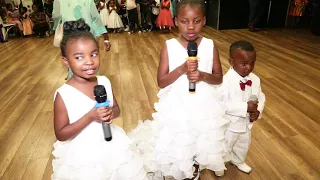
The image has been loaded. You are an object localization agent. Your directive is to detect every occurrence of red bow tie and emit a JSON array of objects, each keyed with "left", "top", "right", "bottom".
[{"left": 240, "top": 80, "right": 252, "bottom": 91}]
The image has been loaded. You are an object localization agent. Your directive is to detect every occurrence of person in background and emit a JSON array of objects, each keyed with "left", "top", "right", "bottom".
[
  {"left": 6, "top": 3, "right": 23, "bottom": 31},
  {"left": 52, "top": 0, "right": 111, "bottom": 51},
  {"left": 155, "top": 0, "right": 174, "bottom": 32},
  {"left": 118, "top": 0, "right": 129, "bottom": 31},
  {"left": 126, "top": 0, "right": 142, "bottom": 34},
  {"left": 107, "top": 0, "right": 124, "bottom": 32},
  {"left": 99, "top": 0, "right": 110, "bottom": 28},
  {"left": 248, "top": 0, "right": 266, "bottom": 32},
  {"left": 30, "top": 3, "right": 48, "bottom": 38},
  {"left": 44, "top": 0, "right": 54, "bottom": 18},
  {"left": 289, "top": 0, "right": 309, "bottom": 27},
  {"left": 20, "top": 6, "right": 33, "bottom": 36},
  {"left": 150, "top": 0, "right": 160, "bottom": 31}
]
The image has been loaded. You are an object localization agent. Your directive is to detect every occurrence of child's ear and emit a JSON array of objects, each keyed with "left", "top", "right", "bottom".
[
  {"left": 229, "top": 57, "right": 234, "bottom": 66},
  {"left": 202, "top": 16, "right": 206, "bottom": 26},
  {"left": 174, "top": 17, "right": 178, "bottom": 27},
  {"left": 62, "top": 57, "right": 69, "bottom": 68}
]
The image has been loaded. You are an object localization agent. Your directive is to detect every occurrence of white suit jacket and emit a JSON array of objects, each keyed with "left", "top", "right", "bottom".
[{"left": 218, "top": 68, "right": 265, "bottom": 132}]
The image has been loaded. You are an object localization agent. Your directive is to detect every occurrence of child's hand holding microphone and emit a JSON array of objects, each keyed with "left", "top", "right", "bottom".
[{"left": 247, "top": 95, "right": 259, "bottom": 122}]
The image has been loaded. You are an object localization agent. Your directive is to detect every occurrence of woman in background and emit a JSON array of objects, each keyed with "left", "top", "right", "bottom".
[{"left": 289, "top": 0, "right": 309, "bottom": 27}]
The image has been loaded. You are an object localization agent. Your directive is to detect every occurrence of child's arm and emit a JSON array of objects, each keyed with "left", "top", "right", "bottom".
[
  {"left": 188, "top": 45, "right": 223, "bottom": 85},
  {"left": 157, "top": 43, "right": 188, "bottom": 88},
  {"left": 54, "top": 93, "right": 113, "bottom": 141}
]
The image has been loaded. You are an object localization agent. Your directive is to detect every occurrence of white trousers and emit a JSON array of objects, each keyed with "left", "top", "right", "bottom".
[{"left": 225, "top": 129, "right": 251, "bottom": 165}]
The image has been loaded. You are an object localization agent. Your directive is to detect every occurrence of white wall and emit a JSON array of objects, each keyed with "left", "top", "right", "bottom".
[
  {"left": 4, "top": 0, "right": 33, "bottom": 13},
  {"left": 22, "top": 0, "right": 33, "bottom": 13}
]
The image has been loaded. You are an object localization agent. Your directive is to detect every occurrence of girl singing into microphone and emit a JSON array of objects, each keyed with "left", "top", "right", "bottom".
[
  {"left": 129, "top": 0, "right": 230, "bottom": 179},
  {"left": 52, "top": 19, "right": 147, "bottom": 180}
]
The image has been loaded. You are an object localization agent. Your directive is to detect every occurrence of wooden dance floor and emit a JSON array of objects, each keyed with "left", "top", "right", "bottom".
[{"left": 0, "top": 27, "right": 319, "bottom": 180}]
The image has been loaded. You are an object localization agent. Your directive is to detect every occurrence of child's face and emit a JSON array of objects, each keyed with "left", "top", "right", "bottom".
[
  {"left": 32, "top": 5, "right": 38, "bottom": 12},
  {"left": 175, "top": 5, "right": 206, "bottom": 42},
  {"left": 63, "top": 38, "right": 100, "bottom": 80},
  {"left": 230, "top": 49, "right": 256, "bottom": 77}
]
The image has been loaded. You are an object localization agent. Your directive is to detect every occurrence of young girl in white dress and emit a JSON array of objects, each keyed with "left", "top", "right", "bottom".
[
  {"left": 107, "top": 0, "right": 124, "bottom": 33},
  {"left": 51, "top": 19, "right": 146, "bottom": 180},
  {"left": 129, "top": 0, "right": 230, "bottom": 179},
  {"left": 100, "top": 0, "right": 110, "bottom": 27}
]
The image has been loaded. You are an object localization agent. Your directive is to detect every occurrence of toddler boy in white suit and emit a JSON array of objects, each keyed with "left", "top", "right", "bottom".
[{"left": 219, "top": 40, "right": 265, "bottom": 173}]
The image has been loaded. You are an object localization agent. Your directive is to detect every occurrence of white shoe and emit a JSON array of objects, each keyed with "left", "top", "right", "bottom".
[
  {"left": 234, "top": 162, "right": 252, "bottom": 173},
  {"left": 214, "top": 170, "right": 225, "bottom": 177},
  {"left": 124, "top": 27, "right": 129, "bottom": 32}
]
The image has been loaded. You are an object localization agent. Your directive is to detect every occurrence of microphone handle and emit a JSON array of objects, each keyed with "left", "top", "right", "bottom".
[
  {"left": 102, "top": 122, "right": 112, "bottom": 141},
  {"left": 94, "top": 101, "right": 112, "bottom": 141},
  {"left": 248, "top": 95, "right": 258, "bottom": 103},
  {"left": 189, "top": 82, "right": 196, "bottom": 92},
  {"left": 187, "top": 54, "right": 197, "bottom": 92}
]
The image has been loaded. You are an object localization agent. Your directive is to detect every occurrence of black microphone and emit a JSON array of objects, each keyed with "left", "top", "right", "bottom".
[
  {"left": 94, "top": 85, "right": 112, "bottom": 141},
  {"left": 187, "top": 42, "right": 198, "bottom": 92}
]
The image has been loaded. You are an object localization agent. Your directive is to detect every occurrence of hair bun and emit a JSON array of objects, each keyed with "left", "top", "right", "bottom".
[{"left": 63, "top": 19, "right": 91, "bottom": 36}]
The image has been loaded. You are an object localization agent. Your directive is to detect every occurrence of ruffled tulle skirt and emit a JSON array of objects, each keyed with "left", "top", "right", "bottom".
[
  {"left": 52, "top": 124, "right": 147, "bottom": 180},
  {"left": 107, "top": 11, "right": 124, "bottom": 29},
  {"left": 129, "top": 83, "right": 230, "bottom": 180},
  {"left": 100, "top": 8, "right": 109, "bottom": 26}
]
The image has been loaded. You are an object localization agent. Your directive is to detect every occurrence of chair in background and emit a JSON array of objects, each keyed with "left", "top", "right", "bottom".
[{"left": 0, "top": 16, "right": 21, "bottom": 41}]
